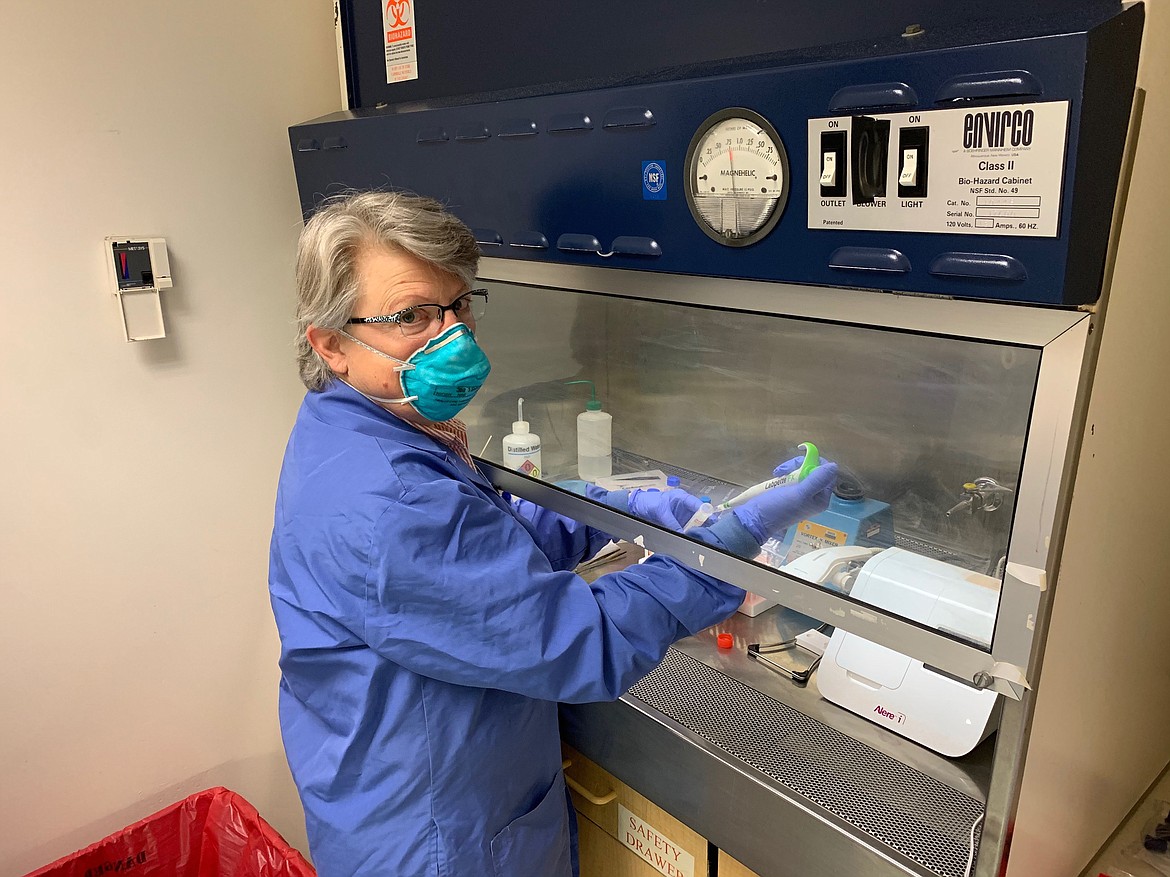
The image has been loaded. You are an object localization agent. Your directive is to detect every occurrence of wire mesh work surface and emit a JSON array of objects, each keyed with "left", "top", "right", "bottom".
[{"left": 628, "top": 649, "right": 984, "bottom": 877}]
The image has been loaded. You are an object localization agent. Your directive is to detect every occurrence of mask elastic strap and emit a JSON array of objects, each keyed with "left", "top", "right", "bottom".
[
  {"left": 339, "top": 378, "right": 419, "bottom": 407},
  {"left": 336, "top": 331, "right": 420, "bottom": 407},
  {"left": 338, "top": 330, "right": 416, "bottom": 373}
]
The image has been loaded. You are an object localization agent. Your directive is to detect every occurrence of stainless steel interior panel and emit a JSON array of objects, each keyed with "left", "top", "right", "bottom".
[{"left": 465, "top": 278, "right": 1073, "bottom": 680}]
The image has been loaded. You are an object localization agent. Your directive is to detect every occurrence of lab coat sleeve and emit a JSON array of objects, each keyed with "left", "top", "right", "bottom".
[
  {"left": 360, "top": 478, "right": 745, "bottom": 703},
  {"left": 505, "top": 486, "right": 626, "bottom": 571}
]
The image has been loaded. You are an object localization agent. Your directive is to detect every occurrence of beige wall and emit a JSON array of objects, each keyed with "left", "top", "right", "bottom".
[{"left": 0, "top": 4, "right": 339, "bottom": 874}]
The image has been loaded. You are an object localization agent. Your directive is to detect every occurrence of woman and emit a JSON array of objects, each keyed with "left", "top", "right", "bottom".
[{"left": 268, "top": 190, "right": 836, "bottom": 876}]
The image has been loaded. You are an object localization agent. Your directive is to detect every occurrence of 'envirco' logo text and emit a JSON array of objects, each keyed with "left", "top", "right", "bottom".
[
  {"left": 874, "top": 704, "right": 906, "bottom": 725},
  {"left": 963, "top": 109, "right": 1035, "bottom": 149}
]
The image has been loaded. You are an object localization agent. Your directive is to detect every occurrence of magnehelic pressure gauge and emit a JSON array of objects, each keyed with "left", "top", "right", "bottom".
[{"left": 684, "top": 108, "right": 790, "bottom": 247}]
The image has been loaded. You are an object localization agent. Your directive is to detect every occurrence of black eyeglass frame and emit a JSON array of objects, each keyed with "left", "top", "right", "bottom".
[{"left": 345, "top": 289, "right": 488, "bottom": 330}]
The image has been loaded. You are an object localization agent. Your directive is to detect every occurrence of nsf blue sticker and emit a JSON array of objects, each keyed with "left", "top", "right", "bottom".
[{"left": 642, "top": 161, "right": 667, "bottom": 200}]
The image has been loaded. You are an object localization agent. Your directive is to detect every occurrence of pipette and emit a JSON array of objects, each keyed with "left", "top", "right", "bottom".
[{"left": 716, "top": 442, "right": 819, "bottom": 511}]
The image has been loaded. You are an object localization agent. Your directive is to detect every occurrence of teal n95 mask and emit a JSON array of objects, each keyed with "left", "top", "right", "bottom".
[{"left": 341, "top": 323, "right": 491, "bottom": 421}]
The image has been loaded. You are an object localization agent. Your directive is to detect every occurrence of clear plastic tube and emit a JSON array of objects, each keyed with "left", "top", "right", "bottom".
[{"left": 683, "top": 497, "right": 715, "bottom": 532}]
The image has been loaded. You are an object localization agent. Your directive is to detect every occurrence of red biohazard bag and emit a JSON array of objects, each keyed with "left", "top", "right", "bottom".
[{"left": 23, "top": 787, "right": 315, "bottom": 877}]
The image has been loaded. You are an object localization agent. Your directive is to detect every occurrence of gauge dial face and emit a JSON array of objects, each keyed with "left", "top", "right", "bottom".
[{"left": 685, "top": 109, "right": 789, "bottom": 247}]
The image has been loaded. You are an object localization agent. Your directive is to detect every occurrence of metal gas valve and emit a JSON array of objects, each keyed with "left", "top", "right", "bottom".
[{"left": 946, "top": 477, "right": 1014, "bottom": 517}]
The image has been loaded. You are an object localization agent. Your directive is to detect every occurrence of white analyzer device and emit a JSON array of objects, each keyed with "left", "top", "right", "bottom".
[{"left": 783, "top": 546, "right": 1001, "bottom": 757}]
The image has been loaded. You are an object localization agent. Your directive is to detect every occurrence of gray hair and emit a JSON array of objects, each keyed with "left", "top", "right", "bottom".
[{"left": 293, "top": 190, "right": 480, "bottom": 390}]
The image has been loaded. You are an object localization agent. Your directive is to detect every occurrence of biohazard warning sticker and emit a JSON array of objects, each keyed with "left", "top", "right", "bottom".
[{"left": 383, "top": 0, "right": 418, "bottom": 84}]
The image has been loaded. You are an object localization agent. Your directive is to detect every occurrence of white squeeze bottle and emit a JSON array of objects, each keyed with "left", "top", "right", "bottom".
[
  {"left": 502, "top": 397, "right": 542, "bottom": 477},
  {"left": 565, "top": 380, "right": 612, "bottom": 482}
]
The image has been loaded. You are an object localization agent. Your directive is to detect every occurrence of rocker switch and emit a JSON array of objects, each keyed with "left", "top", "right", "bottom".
[
  {"left": 821, "top": 151, "right": 838, "bottom": 187},
  {"left": 899, "top": 148, "right": 919, "bottom": 187}
]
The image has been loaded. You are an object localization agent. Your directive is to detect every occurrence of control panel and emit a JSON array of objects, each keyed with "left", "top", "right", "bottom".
[
  {"left": 807, "top": 101, "right": 1069, "bottom": 237},
  {"left": 293, "top": 3, "right": 1143, "bottom": 305}
]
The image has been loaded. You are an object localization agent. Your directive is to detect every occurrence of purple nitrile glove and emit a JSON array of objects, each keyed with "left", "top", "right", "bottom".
[
  {"left": 627, "top": 488, "right": 704, "bottom": 532},
  {"left": 733, "top": 461, "right": 839, "bottom": 544},
  {"left": 772, "top": 455, "right": 806, "bottom": 478}
]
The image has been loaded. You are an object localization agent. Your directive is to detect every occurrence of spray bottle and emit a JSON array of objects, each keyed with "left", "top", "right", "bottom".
[
  {"left": 565, "top": 380, "right": 612, "bottom": 482},
  {"left": 502, "top": 397, "right": 542, "bottom": 477}
]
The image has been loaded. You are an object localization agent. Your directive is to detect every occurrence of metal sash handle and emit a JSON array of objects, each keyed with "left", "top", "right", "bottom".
[{"left": 561, "top": 758, "right": 618, "bottom": 805}]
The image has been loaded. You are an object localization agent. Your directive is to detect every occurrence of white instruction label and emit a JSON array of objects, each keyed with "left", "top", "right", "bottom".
[
  {"left": 382, "top": 0, "right": 419, "bottom": 84},
  {"left": 807, "top": 101, "right": 1069, "bottom": 237},
  {"left": 618, "top": 804, "right": 695, "bottom": 877}
]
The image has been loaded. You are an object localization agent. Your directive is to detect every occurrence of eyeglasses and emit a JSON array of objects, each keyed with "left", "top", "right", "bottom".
[{"left": 346, "top": 289, "right": 488, "bottom": 338}]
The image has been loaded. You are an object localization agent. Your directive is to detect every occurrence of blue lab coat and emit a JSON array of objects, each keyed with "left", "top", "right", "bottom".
[{"left": 268, "top": 380, "right": 748, "bottom": 877}]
